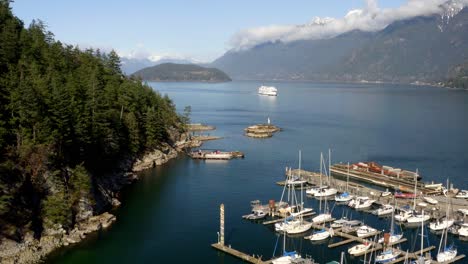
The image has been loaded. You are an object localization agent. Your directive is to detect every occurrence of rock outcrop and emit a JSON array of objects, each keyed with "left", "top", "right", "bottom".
[{"left": 0, "top": 129, "right": 198, "bottom": 264}]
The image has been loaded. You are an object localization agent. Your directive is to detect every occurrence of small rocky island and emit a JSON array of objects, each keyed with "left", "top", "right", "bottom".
[
  {"left": 132, "top": 63, "right": 231, "bottom": 82},
  {"left": 245, "top": 118, "right": 280, "bottom": 138}
]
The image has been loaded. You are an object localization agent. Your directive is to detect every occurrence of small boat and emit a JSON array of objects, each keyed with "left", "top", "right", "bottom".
[
  {"left": 348, "top": 196, "right": 375, "bottom": 209},
  {"left": 341, "top": 220, "right": 363, "bottom": 233},
  {"left": 312, "top": 213, "right": 332, "bottom": 223},
  {"left": 423, "top": 197, "right": 438, "bottom": 205},
  {"left": 335, "top": 192, "right": 353, "bottom": 202},
  {"left": 242, "top": 209, "right": 267, "bottom": 220},
  {"left": 373, "top": 204, "right": 394, "bottom": 216},
  {"left": 306, "top": 186, "right": 328, "bottom": 196},
  {"left": 286, "top": 177, "right": 307, "bottom": 186},
  {"left": 418, "top": 202, "right": 428, "bottom": 207},
  {"left": 455, "top": 190, "right": 468, "bottom": 199},
  {"left": 331, "top": 217, "right": 348, "bottom": 228},
  {"left": 306, "top": 228, "right": 333, "bottom": 241},
  {"left": 258, "top": 85, "right": 278, "bottom": 96},
  {"left": 315, "top": 188, "right": 338, "bottom": 197},
  {"left": 458, "top": 208, "right": 468, "bottom": 215},
  {"left": 395, "top": 206, "right": 413, "bottom": 222},
  {"left": 356, "top": 225, "right": 378, "bottom": 237},
  {"left": 425, "top": 182, "right": 443, "bottom": 190},
  {"left": 348, "top": 241, "right": 372, "bottom": 256},
  {"left": 394, "top": 191, "right": 417, "bottom": 199},
  {"left": 202, "top": 150, "right": 233, "bottom": 159},
  {"left": 284, "top": 220, "right": 313, "bottom": 234},
  {"left": 375, "top": 248, "right": 401, "bottom": 263},
  {"left": 378, "top": 233, "right": 403, "bottom": 244},
  {"left": 407, "top": 212, "right": 430, "bottom": 224},
  {"left": 429, "top": 219, "right": 455, "bottom": 231},
  {"left": 458, "top": 223, "right": 468, "bottom": 237},
  {"left": 381, "top": 189, "right": 392, "bottom": 197},
  {"left": 437, "top": 244, "right": 457, "bottom": 262}
]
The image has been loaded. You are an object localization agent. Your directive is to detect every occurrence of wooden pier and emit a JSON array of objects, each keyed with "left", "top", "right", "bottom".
[{"left": 212, "top": 243, "right": 268, "bottom": 264}]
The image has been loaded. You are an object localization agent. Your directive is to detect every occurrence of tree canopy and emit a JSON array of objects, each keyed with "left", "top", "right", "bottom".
[{"left": 0, "top": 1, "right": 182, "bottom": 237}]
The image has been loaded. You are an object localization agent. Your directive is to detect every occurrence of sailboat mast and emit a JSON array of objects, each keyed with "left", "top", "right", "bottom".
[
  {"left": 328, "top": 148, "right": 331, "bottom": 185},
  {"left": 299, "top": 150, "right": 302, "bottom": 212},
  {"left": 347, "top": 162, "right": 350, "bottom": 192},
  {"left": 420, "top": 210, "right": 424, "bottom": 257},
  {"left": 319, "top": 153, "right": 323, "bottom": 212},
  {"left": 413, "top": 173, "right": 417, "bottom": 210}
]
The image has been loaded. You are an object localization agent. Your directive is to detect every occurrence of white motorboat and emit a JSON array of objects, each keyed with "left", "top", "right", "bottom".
[
  {"left": 335, "top": 192, "right": 353, "bottom": 202},
  {"left": 242, "top": 209, "right": 267, "bottom": 220},
  {"left": 348, "top": 242, "right": 372, "bottom": 256},
  {"left": 258, "top": 85, "right": 278, "bottom": 96},
  {"left": 356, "top": 225, "right": 377, "bottom": 237},
  {"left": 275, "top": 218, "right": 299, "bottom": 232},
  {"left": 423, "top": 197, "right": 438, "bottom": 205},
  {"left": 455, "top": 190, "right": 468, "bottom": 199},
  {"left": 374, "top": 204, "right": 394, "bottom": 216},
  {"left": 348, "top": 196, "right": 375, "bottom": 209},
  {"left": 306, "top": 228, "right": 332, "bottom": 241},
  {"left": 375, "top": 248, "right": 402, "bottom": 263},
  {"left": 286, "top": 177, "right": 307, "bottom": 186}
]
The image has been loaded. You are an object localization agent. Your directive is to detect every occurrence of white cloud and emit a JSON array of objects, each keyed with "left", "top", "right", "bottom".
[
  {"left": 229, "top": 0, "right": 468, "bottom": 50},
  {"left": 117, "top": 44, "right": 205, "bottom": 63}
]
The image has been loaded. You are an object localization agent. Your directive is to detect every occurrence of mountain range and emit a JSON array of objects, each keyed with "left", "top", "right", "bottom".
[{"left": 210, "top": 7, "right": 468, "bottom": 84}]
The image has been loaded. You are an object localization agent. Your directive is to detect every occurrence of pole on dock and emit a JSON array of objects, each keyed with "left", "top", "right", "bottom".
[{"left": 220, "top": 203, "right": 225, "bottom": 246}]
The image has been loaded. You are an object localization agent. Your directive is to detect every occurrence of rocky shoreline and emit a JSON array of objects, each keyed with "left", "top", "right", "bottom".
[{"left": 0, "top": 132, "right": 202, "bottom": 264}]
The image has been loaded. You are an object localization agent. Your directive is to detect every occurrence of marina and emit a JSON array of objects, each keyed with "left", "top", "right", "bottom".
[{"left": 49, "top": 82, "right": 468, "bottom": 264}]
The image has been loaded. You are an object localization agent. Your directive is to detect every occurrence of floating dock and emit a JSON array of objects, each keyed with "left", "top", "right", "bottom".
[{"left": 189, "top": 150, "right": 244, "bottom": 160}]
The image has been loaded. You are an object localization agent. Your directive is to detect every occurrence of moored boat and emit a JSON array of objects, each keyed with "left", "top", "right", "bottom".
[
  {"left": 375, "top": 248, "right": 401, "bottom": 263},
  {"left": 348, "top": 241, "right": 372, "bottom": 256},
  {"left": 423, "top": 196, "right": 438, "bottom": 205},
  {"left": 356, "top": 225, "right": 378, "bottom": 237},
  {"left": 258, "top": 85, "right": 278, "bottom": 96}
]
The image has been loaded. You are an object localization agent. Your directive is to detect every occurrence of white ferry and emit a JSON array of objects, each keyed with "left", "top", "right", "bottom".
[{"left": 258, "top": 85, "right": 277, "bottom": 96}]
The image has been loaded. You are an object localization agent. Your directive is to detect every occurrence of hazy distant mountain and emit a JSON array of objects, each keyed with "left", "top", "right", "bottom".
[
  {"left": 211, "top": 7, "right": 468, "bottom": 83},
  {"left": 132, "top": 63, "right": 231, "bottom": 82},
  {"left": 121, "top": 57, "right": 199, "bottom": 75}
]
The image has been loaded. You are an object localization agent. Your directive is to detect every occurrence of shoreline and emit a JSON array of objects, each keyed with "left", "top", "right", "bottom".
[{"left": 0, "top": 133, "right": 202, "bottom": 264}]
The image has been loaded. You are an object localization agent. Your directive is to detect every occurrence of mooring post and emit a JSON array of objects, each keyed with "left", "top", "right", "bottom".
[{"left": 220, "top": 203, "right": 225, "bottom": 246}]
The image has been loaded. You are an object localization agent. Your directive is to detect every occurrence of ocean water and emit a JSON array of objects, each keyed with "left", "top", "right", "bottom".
[{"left": 48, "top": 81, "right": 468, "bottom": 264}]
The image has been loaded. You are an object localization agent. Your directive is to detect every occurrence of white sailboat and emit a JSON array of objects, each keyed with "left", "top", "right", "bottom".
[
  {"left": 410, "top": 211, "right": 432, "bottom": 264},
  {"left": 378, "top": 200, "right": 403, "bottom": 244},
  {"left": 348, "top": 241, "right": 372, "bottom": 256},
  {"left": 272, "top": 233, "right": 311, "bottom": 264},
  {"left": 436, "top": 180, "right": 458, "bottom": 262},
  {"left": 279, "top": 151, "right": 313, "bottom": 234},
  {"left": 348, "top": 196, "right": 375, "bottom": 209},
  {"left": 312, "top": 153, "right": 332, "bottom": 224},
  {"left": 407, "top": 173, "right": 430, "bottom": 224},
  {"left": 375, "top": 248, "right": 402, "bottom": 263},
  {"left": 335, "top": 162, "right": 353, "bottom": 202}
]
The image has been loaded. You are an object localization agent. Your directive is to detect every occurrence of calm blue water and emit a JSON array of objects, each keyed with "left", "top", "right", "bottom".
[{"left": 49, "top": 81, "right": 468, "bottom": 263}]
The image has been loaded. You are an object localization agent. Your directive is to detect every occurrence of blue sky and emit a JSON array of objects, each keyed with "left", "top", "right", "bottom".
[{"left": 13, "top": 0, "right": 406, "bottom": 62}]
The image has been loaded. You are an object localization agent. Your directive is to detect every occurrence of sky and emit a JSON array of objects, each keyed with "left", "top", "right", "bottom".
[{"left": 11, "top": 0, "right": 445, "bottom": 62}]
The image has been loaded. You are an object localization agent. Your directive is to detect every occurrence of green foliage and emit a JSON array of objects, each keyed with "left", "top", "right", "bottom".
[
  {"left": 132, "top": 63, "right": 231, "bottom": 82},
  {"left": 0, "top": 1, "right": 182, "bottom": 234},
  {"left": 42, "top": 190, "right": 72, "bottom": 228}
]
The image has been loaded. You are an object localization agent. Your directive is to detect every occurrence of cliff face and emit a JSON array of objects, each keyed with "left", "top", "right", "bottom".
[{"left": 0, "top": 128, "right": 198, "bottom": 264}]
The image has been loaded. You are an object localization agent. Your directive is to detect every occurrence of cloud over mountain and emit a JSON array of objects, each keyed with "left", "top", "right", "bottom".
[{"left": 229, "top": 0, "right": 468, "bottom": 50}]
